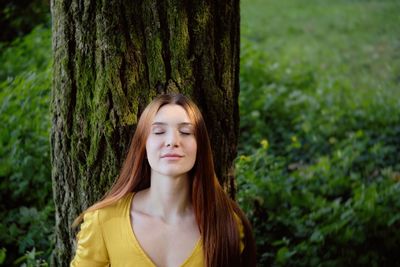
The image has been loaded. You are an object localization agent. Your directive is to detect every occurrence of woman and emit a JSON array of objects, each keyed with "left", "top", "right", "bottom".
[{"left": 71, "top": 93, "right": 256, "bottom": 267}]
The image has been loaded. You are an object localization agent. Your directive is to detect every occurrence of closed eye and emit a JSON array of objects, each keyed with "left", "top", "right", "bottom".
[{"left": 154, "top": 132, "right": 165, "bottom": 135}]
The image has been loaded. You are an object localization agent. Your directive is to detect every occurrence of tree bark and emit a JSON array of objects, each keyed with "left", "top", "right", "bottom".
[{"left": 50, "top": 0, "right": 239, "bottom": 265}]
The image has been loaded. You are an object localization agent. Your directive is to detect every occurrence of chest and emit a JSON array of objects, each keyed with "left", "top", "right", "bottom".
[{"left": 131, "top": 211, "right": 201, "bottom": 267}]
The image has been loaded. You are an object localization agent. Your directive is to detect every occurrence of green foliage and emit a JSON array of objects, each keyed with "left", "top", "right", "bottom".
[
  {"left": 0, "top": 26, "right": 51, "bottom": 81},
  {"left": 238, "top": 0, "right": 400, "bottom": 265},
  {"left": 237, "top": 143, "right": 400, "bottom": 266},
  {"left": 0, "top": 248, "right": 5, "bottom": 264},
  {"left": 13, "top": 248, "right": 49, "bottom": 267},
  {"left": 0, "top": 0, "right": 50, "bottom": 42},
  {"left": 0, "top": 25, "right": 53, "bottom": 265}
]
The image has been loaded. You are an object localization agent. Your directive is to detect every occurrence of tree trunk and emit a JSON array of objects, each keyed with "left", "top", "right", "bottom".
[{"left": 50, "top": 0, "right": 239, "bottom": 265}]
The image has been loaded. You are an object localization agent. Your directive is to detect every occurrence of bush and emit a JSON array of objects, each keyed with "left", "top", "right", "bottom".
[
  {"left": 0, "top": 25, "right": 53, "bottom": 265},
  {"left": 237, "top": 39, "right": 400, "bottom": 266}
]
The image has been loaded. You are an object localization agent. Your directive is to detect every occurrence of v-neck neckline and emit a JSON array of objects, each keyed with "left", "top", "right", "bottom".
[{"left": 124, "top": 192, "right": 202, "bottom": 267}]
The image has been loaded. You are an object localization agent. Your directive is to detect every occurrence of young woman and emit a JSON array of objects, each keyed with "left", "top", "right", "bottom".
[{"left": 71, "top": 93, "right": 256, "bottom": 267}]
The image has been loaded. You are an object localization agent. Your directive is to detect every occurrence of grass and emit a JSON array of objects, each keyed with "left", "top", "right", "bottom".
[{"left": 241, "top": 0, "right": 400, "bottom": 97}]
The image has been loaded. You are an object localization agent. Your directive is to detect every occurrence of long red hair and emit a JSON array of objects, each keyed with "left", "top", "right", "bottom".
[{"left": 74, "top": 93, "right": 256, "bottom": 266}]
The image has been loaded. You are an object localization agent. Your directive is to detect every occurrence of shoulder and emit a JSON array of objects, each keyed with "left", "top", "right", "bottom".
[
  {"left": 76, "top": 193, "right": 134, "bottom": 245},
  {"left": 79, "top": 209, "right": 101, "bottom": 234},
  {"left": 92, "top": 193, "right": 134, "bottom": 222},
  {"left": 72, "top": 209, "right": 111, "bottom": 265}
]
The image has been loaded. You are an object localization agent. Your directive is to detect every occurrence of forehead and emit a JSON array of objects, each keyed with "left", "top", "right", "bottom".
[{"left": 152, "top": 104, "right": 192, "bottom": 124}]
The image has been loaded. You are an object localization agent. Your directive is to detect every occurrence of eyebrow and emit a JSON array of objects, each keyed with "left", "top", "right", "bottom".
[{"left": 151, "top": 122, "right": 193, "bottom": 126}]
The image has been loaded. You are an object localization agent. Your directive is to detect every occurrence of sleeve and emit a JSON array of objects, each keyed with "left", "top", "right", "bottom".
[{"left": 70, "top": 210, "right": 110, "bottom": 267}]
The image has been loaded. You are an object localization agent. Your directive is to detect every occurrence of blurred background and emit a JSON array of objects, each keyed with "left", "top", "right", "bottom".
[{"left": 1, "top": 0, "right": 399, "bottom": 265}]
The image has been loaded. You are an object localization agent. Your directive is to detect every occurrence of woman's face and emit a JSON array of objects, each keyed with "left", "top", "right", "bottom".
[{"left": 146, "top": 104, "right": 197, "bottom": 178}]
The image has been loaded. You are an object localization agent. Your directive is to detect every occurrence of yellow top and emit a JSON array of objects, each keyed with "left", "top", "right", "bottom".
[{"left": 70, "top": 192, "right": 244, "bottom": 267}]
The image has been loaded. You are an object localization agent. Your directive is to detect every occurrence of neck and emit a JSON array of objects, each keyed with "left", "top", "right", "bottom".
[{"left": 146, "top": 172, "right": 192, "bottom": 222}]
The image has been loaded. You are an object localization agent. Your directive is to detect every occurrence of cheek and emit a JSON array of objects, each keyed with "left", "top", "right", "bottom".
[
  {"left": 145, "top": 137, "right": 157, "bottom": 156},
  {"left": 145, "top": 139, "right": 150, "bottom": 154},
  {"left": 146, "top": 135, "right": 158, "bottom": 147},
  {"left": 190, "top": 140, "right": 197, "bottom": 158}
]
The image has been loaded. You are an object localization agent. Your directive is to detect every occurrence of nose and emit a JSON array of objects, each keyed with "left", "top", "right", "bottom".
[{"left": 165, "top": 130, "right": 179, "bottom": 147}]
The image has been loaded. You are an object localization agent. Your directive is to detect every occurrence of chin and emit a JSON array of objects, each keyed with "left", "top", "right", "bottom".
[{"left": 158, "top": 168, "right": 192, "bottom": 178}]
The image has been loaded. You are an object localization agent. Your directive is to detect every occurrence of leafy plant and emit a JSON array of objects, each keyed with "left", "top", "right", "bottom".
[
  {"left": 0, "top": 24, "right": 53, "bottom": 265},
  {"left": 13, "top": 248, "right": 49, "bottom": 267},
  {"left": 238, "top": 1, "right": 400, "bottom": 265}
]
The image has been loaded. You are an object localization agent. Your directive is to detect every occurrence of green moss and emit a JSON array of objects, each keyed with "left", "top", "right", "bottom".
[
  {"left": 87, "top": 128, "right": 101, "bottom": 167},
  {"left": 220, "top": 35, "right": 233, "bottom": 90},
  {"left": 167, "top": 5, "right": 192, "bottom": 87},
  {"left": 146, "top": 35, "right": 166, "bottom": 87},
  {"left": 194, "top": 5, "right": 211, "bottom": 33},
  {"left": 142, "top": 0, "right": 166, "bottom": 88}
]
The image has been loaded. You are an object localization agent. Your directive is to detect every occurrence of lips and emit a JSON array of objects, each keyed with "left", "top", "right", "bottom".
[{"left": 161, "top": 153, "right": 183, "bottom": 158}]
